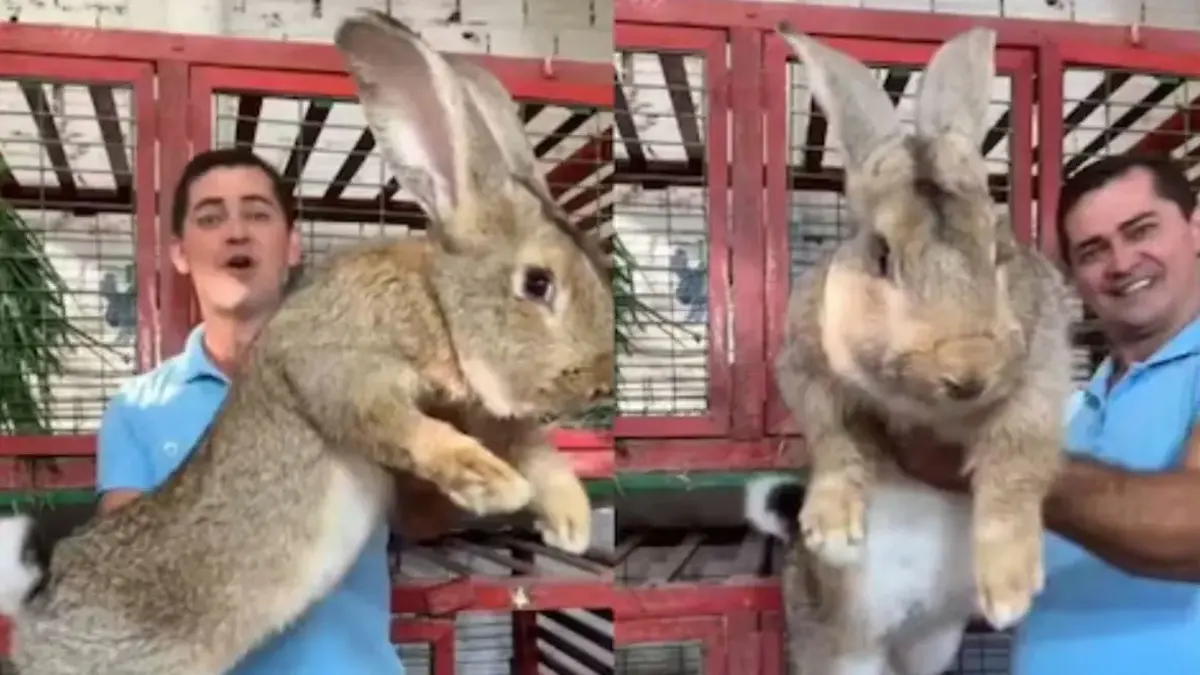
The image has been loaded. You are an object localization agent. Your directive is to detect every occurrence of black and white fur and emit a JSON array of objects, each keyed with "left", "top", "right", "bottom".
[{"left": 0, "top": 503, "right": 97, "bottom": 620}]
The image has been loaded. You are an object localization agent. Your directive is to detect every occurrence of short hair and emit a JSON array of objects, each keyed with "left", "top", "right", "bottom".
[
  {"left": 170, "top": 148, "right": 295, "bottom": 238},
  {"left": 1056, "top": 154, "right": 1196, "bottom": 266}
]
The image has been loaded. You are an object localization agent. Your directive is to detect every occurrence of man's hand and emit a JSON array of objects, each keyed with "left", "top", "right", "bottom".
[{"left": 887, "top": 428, "right": 972, "bottom": 493}]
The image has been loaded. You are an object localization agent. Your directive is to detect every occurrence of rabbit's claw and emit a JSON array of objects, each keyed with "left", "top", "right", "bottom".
[
  {"left": 974, "top": 515, "right": 1044, "bottom": 630},
  {"left": 532, "top": 476, "right": 592, "bottom": 555},
  {"left": 427, "top": 439, "right": 533, "bottom": 516},
  {"left": 798, "top": 475, "right": 865, "bottom": 567}
]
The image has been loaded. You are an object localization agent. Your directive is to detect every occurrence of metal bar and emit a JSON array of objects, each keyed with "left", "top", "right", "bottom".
[
  {"left": 612, "top": 83, "right": 644, "bottom": 166},
  {"left": 279, "top": 99, "right": 332, "bottom": 188},
  {"left": 762, "top": 32, "right": 792, "bottom": 437},
  {"left": 1037, "top": 41, "right": 1066, "bottom": 261},
  {"left": 613, "top": 582, "right": 781, "bottom": 619},
  {"left": 644, "top": 532, "right": 705, "bottom": 585},
  {"left": 131, "top": 65, "right": 160, "bottom": 375},
  {"left": 659, "top": 53, "right": 703, "bottom": 164},
  {"left": 157, "top": 59, "right": 193, "bottom": 359},
  {"left": 701, "top": 29, "right": 733, "bottom": 438},
  {"left": 233, "top": 94, "right": 262, "bottom": 149},
  {"left": 88, "top": 85, "right": 133, "bottom": 191},
  {"left": 728, "top": 26, "right": 766, "bottom": 442},
  {"left": 190, "top": 63, "right": 611, "bottom": 108},
  {"left": 1009, "top": 52, "right": 1036, "bottom": 247},
  {"left": 19, "top": 82, "right": 75, "bottom": 195},
  {"left": 321, "top": 129, "right": 373, "bottom": 201}
]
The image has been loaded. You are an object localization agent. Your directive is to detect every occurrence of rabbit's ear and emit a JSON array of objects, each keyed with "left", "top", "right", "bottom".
[
  {"left": 447, "top": 56, "right": 552, "bottom": 200},
  {"left": 334, "top": 12, "right": 503, "bottom": 248},
  {"left": 913, "top": 27, "right": 996, "bottom": 147},
  {"left": 776, "top": 23, "right": 901, "bottom": 171}
]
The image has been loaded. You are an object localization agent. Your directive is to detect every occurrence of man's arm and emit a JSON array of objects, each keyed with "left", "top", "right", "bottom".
[
  {"left": 1045, "top": 423, "right": 1200, "bottom": 581},
  {"left": 98, "top": 490, "right": 141, "bottom": 514},
  {"left": 95, "top": 398, "right": 154, "bottom": 514}
]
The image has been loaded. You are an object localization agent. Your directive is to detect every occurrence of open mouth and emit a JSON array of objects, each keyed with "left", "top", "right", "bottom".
[{"left": 224, "top": 254, "right": 257, "bottom": 272}]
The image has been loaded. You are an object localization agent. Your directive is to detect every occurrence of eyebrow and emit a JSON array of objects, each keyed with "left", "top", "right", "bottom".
[{"left": 190, "top": 194, "right": 278, "bottom": 213}]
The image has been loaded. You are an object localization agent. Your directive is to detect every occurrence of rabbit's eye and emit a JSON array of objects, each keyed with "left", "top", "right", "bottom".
[{"left": 521, "top": 266, "right": 556, "bottom": 304}]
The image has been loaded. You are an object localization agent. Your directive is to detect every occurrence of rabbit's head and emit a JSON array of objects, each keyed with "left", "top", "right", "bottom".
[
  {"left": 780, "top": 24, "right": 1026, "bottom": 410},
  {"left": 335, "top": 12, "right": 612, "bottom": 421}
]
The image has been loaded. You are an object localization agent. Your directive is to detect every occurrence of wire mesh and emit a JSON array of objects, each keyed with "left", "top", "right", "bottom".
[
  {"left": 0, "top": 77, "right": 140, "bottom": 436},
  {"left": 612, "top": 49, "right": 716, "bottom": 419},
  {"left": 208, "top": 88, "right": 613, "bottom": 430},
  {"left": 616, "top": 641, "right": 704, "bottom": 675},
  {"left": 1059, "top": 68, "right": 1200, "bottom": 382}
]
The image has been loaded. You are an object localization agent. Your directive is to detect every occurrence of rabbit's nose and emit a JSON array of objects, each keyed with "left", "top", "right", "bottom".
[{"left": 941, "top": 376, "right": 985, "bottom": 401}]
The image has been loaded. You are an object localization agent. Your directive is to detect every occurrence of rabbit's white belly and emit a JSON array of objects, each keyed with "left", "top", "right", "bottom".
[
  {"left": 269, "top": 453, "right": 393, "bottom": 627},
  {"left": 856, "top": 476, "right": 976, "bottom": 637}
]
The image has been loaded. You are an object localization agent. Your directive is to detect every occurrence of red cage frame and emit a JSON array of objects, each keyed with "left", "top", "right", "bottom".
[
  {"left": 612, "top": 24, "right": 734, "bottom": 442},
  {"left": 6, "top": 3, "right": 1200, "bottom": 672}
]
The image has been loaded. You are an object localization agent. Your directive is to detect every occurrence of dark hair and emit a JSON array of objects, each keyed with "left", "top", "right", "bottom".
[
  {"left": 1056, "top": 154, "right": 1196, "bottom": 266},
  {"left": 170, "top": 147, "right": 295, "bottom": 238}
]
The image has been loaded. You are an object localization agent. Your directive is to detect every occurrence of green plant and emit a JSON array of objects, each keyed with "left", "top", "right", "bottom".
[
  {"left": 576, "top": 234, "right": 679, "bottom": 428},
  {"left": 0, "top": 161, "right": 115, "bottom": 435}
]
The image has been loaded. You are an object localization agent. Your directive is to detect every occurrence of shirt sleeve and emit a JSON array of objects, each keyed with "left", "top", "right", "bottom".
[{"left": 95, "top": 396, "right": 155, "bottom": 494}]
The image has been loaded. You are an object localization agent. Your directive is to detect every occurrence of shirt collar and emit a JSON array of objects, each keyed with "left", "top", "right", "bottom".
[
  {"left": 1084, "top": 311, "right": 1200, "bottom": 403},
  {"left": 179, "top": 324, "right": 230, "bottom": 385}
]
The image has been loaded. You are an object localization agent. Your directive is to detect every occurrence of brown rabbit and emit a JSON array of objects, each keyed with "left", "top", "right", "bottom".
[
  {"left": 744, "top": 24, "right": 1074, "bottom": 675},
  {"left": 0, "top": 11, "right": 612, "bottom": 674}
]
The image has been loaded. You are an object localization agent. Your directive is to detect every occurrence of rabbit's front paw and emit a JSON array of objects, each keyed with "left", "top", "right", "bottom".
[
  {"left": 798, "top": 475, "right": 865, "bottom": 567},
  {"left": 425, "top": 439, "right": 534, "bottom": 516},
  {"left": 974, "top": 516, "right": 1044, "bottom": 630},
  {"left": 532, "top": 476, "right": 592, "bottom": 555}
]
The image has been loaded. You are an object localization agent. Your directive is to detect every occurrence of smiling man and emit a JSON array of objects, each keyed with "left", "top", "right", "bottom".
[
  {"left": 888, "top": 153, "right": 1200, "bottom": 675},
  {"left": 94, "top": 147, "right": 404, "bottom": 674}
]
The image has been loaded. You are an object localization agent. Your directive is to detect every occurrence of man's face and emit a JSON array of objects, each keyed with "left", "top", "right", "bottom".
[
  {"left": 170, "top": 165, "right": 301, "bottom": 319},
  {"left": 1064, "top": 167, "right": 1200, "bottom": 343}
]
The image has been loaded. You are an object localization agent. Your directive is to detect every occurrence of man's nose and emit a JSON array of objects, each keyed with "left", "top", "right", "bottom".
[
  {"left": 1107, "top": 241, "right": 1140, "bottom": 275},
  {"left": 224, "top": 217, "right": 251, "bottom": 242}
]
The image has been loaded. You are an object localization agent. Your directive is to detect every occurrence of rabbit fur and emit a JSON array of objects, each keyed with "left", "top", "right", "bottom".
[
  {"left": 0, "top": 11, "right": 612, "bottom": 675},
  {"left": 745, "top": 24, "right": 1074, "bottom": 675}
]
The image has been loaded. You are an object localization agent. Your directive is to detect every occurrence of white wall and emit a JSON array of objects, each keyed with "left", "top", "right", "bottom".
[{"left": 2, "top": 0, "right": 611, "bottom": 62}]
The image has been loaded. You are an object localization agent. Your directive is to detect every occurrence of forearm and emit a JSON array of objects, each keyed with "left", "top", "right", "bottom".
[{"left": 1045, "top": 457, "right": 1200, "bottom": 580}]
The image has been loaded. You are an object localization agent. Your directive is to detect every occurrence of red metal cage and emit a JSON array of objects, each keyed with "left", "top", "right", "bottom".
[{"left": 0, "top": 20, "right": 616, "bottom": 672}]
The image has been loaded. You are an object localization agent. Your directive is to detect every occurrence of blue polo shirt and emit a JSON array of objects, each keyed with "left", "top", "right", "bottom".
[
  {"left": 1014, "top": 314, "right": 1200, "bottom": 675},
  {"left": 96, "top": 325, "right": 402, "bottom": 674}
]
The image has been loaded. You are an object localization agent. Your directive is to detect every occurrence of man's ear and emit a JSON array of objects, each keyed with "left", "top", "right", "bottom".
[
  {"left": 168, "top": 239, "right": 190, "bottom": 276},
  {"left": 286, "top": 227, "right": 302, "bottom": 267}
]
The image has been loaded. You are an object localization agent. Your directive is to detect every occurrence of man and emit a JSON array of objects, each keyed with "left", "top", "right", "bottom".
[
  {"left": 893, "top": 154, "right": 1200, "bottom": 675},
  {"left": 95, "top": 147, "right": 404, "bottom": 674}
]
